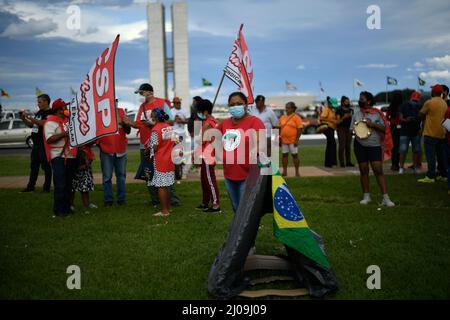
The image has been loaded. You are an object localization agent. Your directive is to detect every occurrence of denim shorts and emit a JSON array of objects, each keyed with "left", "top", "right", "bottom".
[{"left": 399, "top": 135, "right": 421, "bottom": 154}]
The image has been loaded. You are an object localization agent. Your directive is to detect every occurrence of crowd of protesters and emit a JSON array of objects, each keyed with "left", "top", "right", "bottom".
[{"left": 17, "top": 82, "right": 450, "bottom": 217}]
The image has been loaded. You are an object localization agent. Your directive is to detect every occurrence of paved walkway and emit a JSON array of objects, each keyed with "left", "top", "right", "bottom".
[{"left": 0, "top": 164, "right": 422, "bottom": 189}]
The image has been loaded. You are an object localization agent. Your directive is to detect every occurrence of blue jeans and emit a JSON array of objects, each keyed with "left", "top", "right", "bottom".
[
  {"left": 424, "top": 136, "right": 446, "bottom": 179},
  {"left": 224, "top": 178, "right": 247, "bottom": 213},
  {"left": 399, "top": 135, "right": 421, "bottom": 154},
  {"left": 100, "top": 152, "right": 127, "bottom": 204},
  {"left": 51, "top": 157, "right": 77, "bottom": 215}
]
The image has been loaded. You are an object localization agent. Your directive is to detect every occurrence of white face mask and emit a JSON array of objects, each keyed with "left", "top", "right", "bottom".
[{"left": 148, "top": 118, "right": 155, "bottom": 125}]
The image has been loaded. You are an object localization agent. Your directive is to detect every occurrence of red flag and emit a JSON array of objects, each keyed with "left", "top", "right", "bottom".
[
  {"left": 69, "top": 35, "right": 120, "bottom": 147},
  {"left": 224, "top": 24, "right": 254, "bottom": 104}
]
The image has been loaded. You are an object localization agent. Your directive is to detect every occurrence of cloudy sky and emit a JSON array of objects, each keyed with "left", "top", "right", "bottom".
[{"left": 0, "top": 0, "right": 449, "bottom": 110}]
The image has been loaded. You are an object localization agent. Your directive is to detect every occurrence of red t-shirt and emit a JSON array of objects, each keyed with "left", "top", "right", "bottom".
[
  {"left": 152, "top": 122, "right": 175, "bottom": 173},
  {"left": 136, "top": 98, "right": 167, "bottom": 145},
  {"left": 217, "top": 115, "right": 265, "bottom": 181},
  {"left": 197, "top": 116, "right": 219, "bottom": 165},
  {"left": 96, "top": 108, "right": 128, "bottom": 154}
]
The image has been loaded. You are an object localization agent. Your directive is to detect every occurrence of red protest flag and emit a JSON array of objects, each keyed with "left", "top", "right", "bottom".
[{"left": 224, "top": 24, "right": 255, "bottom": 104}]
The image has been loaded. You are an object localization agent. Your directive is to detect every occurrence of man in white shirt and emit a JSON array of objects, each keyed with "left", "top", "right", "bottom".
[
  {"left": 44, "top": 98, "right": 78, "bottom": 217},
  {"left": 249, "top": 95, "right": 279, "bottom": 155},
  {"left": 171, "top": 96, "right": 190, "bottom": 181}
]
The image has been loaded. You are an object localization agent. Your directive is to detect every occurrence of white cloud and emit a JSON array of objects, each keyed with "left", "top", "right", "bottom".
[
  {"left": 0, "top": 1, "right": 147, "bottom": 43},
  {"left": 426, "top": 55, "right": 450, "bottom": 69},
  {"left": 1, "top": 18, "right": 57, "bottom": 37},
  {"left": 296, "top": 65, "right": 305, "bottom": 70},
  {"left": 189, "top": 86, "right": 217, "bottom": 97},
  {"left": 419, "top": 70, "right": 450, "bottom": 81},
  {"left": 414, "top": 62, "right": 424, "bottom": 68},
  {"left": 358, "top": 64, "right": 398, "bottom": 69}
]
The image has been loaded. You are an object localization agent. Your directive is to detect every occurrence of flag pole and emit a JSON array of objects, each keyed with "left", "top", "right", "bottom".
[
  {"left": 385, "top": 77, "right": 388, "bottom": 104},
  {"left": 212, "top": 72, "right": 226, "bottom": 107}
]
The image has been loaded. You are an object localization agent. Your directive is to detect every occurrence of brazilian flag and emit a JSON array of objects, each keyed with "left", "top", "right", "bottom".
[
  {"left": 202, "top": 78, "right": 212, "bottom": 86},
  {"left": 272, "top": 173, "right": 331, "bottom": 270},
  {"left": 418, "top": 77, "right": 426, "bottom": 86}
]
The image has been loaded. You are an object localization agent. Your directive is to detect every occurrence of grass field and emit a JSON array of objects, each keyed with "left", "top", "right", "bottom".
[
  {"left": 0, "top": 145, "right": 359, "bottom": 177},
  {"left": 1, "top": 169, "right": 449, "bottom": 299}
]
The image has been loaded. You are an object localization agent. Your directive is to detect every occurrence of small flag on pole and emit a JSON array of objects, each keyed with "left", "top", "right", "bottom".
[
  {"left": 387, "top": 76, "right": 398, "bottom": 85},
  {"left": 35, "top": 87, "right": 44, "bottom": 97},
  {"left": 202, "top": 78, "right": 212, "bottom": 86},
  {"left": 418, "top": 77, "right": 426, "bottom": 86},
  {"left": 285, "top": 80, "right": 297, "bottom": 91},
  {"left": 319, "top": 81, "right": 324, "bottom": 93},
  {"left": 354, "top": 79, "right": 363, "bottom": 87},
  {"left": 0, "top": 88, "right": 10, "bottom": 98},
  {"left": 70, "top": 87, "right": 77, "bottom": 96}
]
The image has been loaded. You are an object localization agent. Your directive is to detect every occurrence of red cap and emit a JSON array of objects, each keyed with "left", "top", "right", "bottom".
[
  {"left": 430, "top": 84, "right": 443, "bottom": 94},
  {"left": 410, "top": 91, "right": 422, "bottom": 101},
  {"left": 52, "top": 98, "right": 69, "bottom": 111}
]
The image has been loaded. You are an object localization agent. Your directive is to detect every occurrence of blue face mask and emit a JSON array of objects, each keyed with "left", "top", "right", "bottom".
[
  {"left": 197, "top": 112, "right": 206, "bottom": 120},
  {"left": 229, "top": 105, "right": 246, "bottom": 119}
]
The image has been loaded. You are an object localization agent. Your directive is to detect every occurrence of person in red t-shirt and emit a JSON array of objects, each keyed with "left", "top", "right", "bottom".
[
  {"left": 148, "top": 108, "right": 175, "bottom": 217},
  {"left": 133, "top": 83, "right": 181, "bottom": 207},
  {"left": 96, "top": 107, "right": 131, "bottom": 206},
  {"left": 217, "top": 92, "right": 265, "bottom": 213},
  {"left": 195, "top": 99, "right": 221, "bottom": 213}
]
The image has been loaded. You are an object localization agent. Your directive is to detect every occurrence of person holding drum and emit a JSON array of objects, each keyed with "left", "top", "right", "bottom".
[{"left": 351, "top": 91, "right": 395, "bottom": 207}]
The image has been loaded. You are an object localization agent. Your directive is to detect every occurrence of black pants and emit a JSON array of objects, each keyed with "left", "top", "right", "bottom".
[
  {"left": 27, "top": 143, "right": 52, "bottom": 190},
  {"left": 51, "top": 157, "right": 77, "bottom": 215},
  {"left": 324, "top": 128, "right": 337, "bottom": 167},
  {"left": 337, "top": 126, "right": 352, "bottom": 166},
  {"left": 390, "top": 125, "right": 400, "bottom": 169}
]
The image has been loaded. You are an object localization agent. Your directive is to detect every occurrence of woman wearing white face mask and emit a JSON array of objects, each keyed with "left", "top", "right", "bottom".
[{"left": 216, "top": 92, "right": 265, "bottom": 213}]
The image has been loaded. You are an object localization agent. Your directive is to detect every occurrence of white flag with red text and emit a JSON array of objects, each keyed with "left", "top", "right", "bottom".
[
  {"left": 69, "top": 35, "right": 120, "bottom": 147},
  {"left": 223, "top": 24, "right": 254, "bottom": 104}
]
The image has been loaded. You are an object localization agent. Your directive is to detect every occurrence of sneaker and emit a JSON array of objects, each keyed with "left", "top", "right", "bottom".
[
  {"left": 417, "top": 177, "right": 435, "bottom": 183},
  {"left": 204, "top": 207, "right": 221, "bottom": 214},
  {"left": 20, "top": 187, "right": 34, "bottom": 193},
  {"left": 88, "top": 203, "right": 98, "bottom": 209},
  {"left": 399, "top": 168, "right": 405, "bottom": 174},
  {"left": 153, "top": 211, "right": 170, "bottom": 217},
  {"left": 381, "top": 198, "right": 395, "bottom": 207},
  {"left": 436, "top": 176, "right": 448, "bottom": 182},
  {"left": 195, "top": 204, "right": 209, "bottom": 211},
  {"left": 360, "top": 195, "right": 372, "bottom": 205}
]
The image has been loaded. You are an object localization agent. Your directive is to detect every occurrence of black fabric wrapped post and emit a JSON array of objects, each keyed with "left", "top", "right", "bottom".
[{"left": 207, "top": 165, "right": 272, "bottom": 299}]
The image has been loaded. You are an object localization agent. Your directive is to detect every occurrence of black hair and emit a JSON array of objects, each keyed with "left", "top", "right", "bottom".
[
  {"left": 341, "top": 96, "right": 349, "bottom": 104},
  {"left": 442, "top": 85, "right": 449, "bottom": 94},
  {"left": 37, "top": 94, "right": 51, "bottom": 105},
  {"left": 255, "top": 95, "right": 265, "bottom": 103},
  {"left": 360, "top": 91, "right": 375, "bottom": 106},
  {"left": 286, "top": 101, "right": 297, "bottom": 111},
  {"left": 228, "top": 91, "right": 247, "bottom": 105},
  {"left": 197, "top": 99, "right": 213, "bottom": 114},
  {"left": 389, "top": 91, "right": 403, "bottom": 117},
  {"left": 193, "top": 96, "right": 203, "bottom": 103}
]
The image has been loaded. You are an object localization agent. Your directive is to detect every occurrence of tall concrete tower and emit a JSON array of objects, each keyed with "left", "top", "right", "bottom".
[{"left": 147, "top": 1, "right": 190, "bottom": 108}]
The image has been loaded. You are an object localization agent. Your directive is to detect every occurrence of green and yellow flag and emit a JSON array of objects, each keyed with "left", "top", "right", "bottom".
[
  {"left": 418, "top": 77, "right": 426, "bottom": 86},
  {"left": 202, "top": 78, "right": 212, "bottom": 86},
  {"left": 272, "top": 174, "right": 331, "bottom": 270},
  {"left": 35, "top": 87, "right": 44, "bottom": 97}
]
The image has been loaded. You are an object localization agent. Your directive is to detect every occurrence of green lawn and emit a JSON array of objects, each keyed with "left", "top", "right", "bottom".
[
  {"left": 0, "top": 174, "right": 449, "bottom": 299},
  {"left": 0, "top": 144, "right": 378, "bottom": 177}
]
